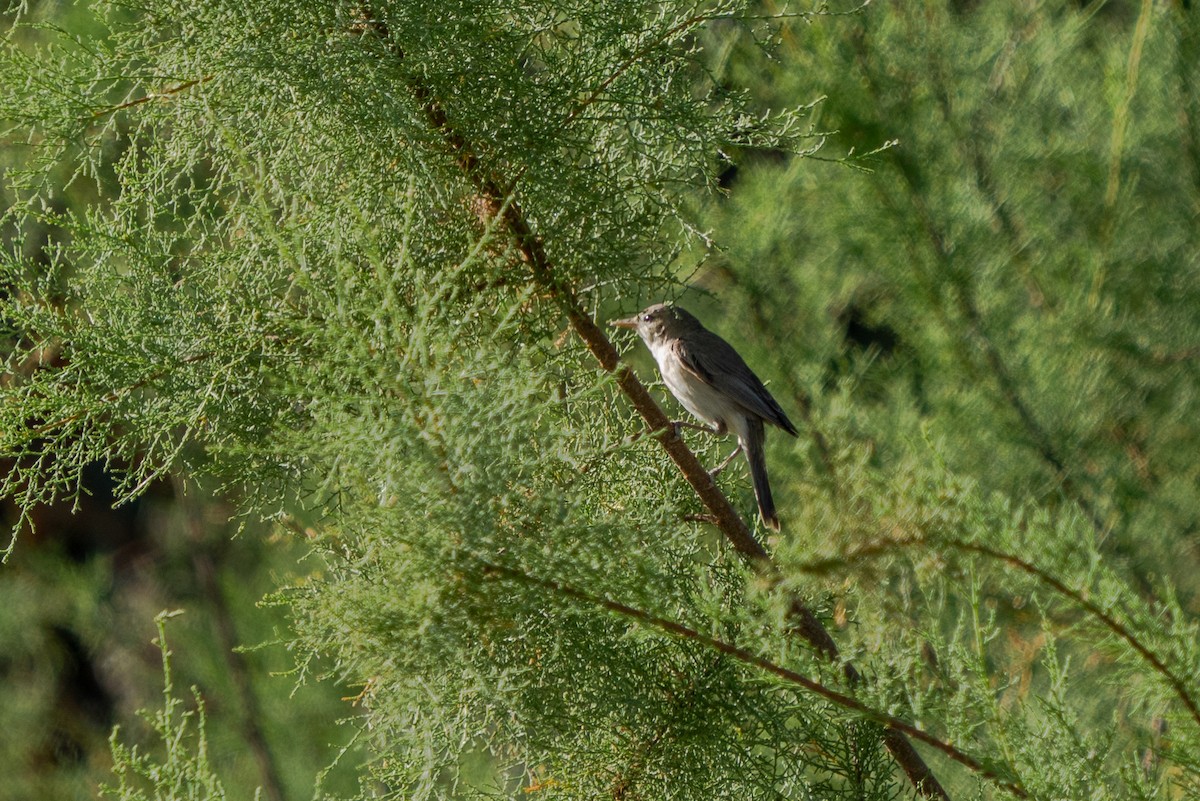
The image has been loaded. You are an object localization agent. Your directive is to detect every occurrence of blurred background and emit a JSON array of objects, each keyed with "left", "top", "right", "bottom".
[{"left": 0, "top": 467, "right": 357, "bottom": 800}]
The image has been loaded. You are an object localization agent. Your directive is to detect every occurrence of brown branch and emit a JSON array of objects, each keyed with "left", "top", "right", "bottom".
[
  {"left": 356, "top": 6, "right": 767, "bottom": 564},
  {"left": 28, "top": 351, "right": 215, "bottom": 437},
  {"left": 359, "top": 8, "right": 950, "bottom": 798},
  {"left": 90, "top": 76, "right": 214, "bottom": 119},
  {"left": 480, "top": 559, "right": 1028, "bottom": 799},
  {"left": 803, "top": 533, "right": 1200, "bottom": 732},
  {"left": 947, "top": 539, "right": 1200, "bottom": 732}
]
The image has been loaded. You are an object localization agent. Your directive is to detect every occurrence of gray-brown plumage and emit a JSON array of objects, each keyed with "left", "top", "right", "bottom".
[{"left": 611, "top": 303, "right": 797, "bottom": 529}]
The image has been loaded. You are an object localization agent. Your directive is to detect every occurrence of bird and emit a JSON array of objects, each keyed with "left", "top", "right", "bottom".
[{"left": 611, "top": 303, "right": 797, "bottom": 529}]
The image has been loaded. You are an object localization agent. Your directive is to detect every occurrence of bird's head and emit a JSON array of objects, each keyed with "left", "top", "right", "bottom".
[{"left": 610, "top": 303, "right": 701, "bottom": 346}]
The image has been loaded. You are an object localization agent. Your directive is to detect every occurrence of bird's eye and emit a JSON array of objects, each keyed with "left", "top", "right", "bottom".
[{"left": 643, "top": 314, "right": 652, "bottom": 322}]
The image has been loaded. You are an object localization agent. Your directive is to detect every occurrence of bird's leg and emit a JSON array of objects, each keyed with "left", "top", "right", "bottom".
[
  {"left": 709, "top": 444, "right": 742, "bottom": 478},
  {"left": 670, "top": 420, "right": 720, "bottom": 439}
]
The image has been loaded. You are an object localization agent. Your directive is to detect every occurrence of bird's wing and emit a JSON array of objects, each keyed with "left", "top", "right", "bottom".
[{"left": 673, "top": 332, "right": 798, "bottom": 435}]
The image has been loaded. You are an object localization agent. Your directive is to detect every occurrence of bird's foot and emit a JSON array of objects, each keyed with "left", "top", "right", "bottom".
[
  {"left": 670, "top": 420, "right": 716, "bottom": 440},
  {"left": 709, "top": 445, "right": 742, "bottom": 478},
  {"left": 671, "top": 420, "right": 720, "bottom": 434}
]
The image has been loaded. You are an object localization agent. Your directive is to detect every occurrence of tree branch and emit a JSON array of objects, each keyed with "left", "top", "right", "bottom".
[
  {"left": 949, "top": 538, "right": 1200, "bottom": 732},
  {"left": 90, "top": 76, "right": 213, "bottom": 119},
  {"left": 801, "top": 533, "right": 1200, "bottom": 732},
  {"left": 480, "top": 558, "right": 1028, "bottom": 799}
]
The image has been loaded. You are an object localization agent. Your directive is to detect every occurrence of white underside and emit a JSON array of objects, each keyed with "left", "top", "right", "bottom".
[{"left": 649, "top": 338, "right": 752, "bottom": 442}]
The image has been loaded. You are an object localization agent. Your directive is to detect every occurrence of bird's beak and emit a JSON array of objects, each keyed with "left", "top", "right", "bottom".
[{"left": 609, "top": 316, "right": 639, "bottom": 330}]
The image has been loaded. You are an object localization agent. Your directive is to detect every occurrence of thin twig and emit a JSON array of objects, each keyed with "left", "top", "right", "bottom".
[
  {"left": 801, "top": 533, "right": 1200, "bottom": 732},
  {"left": 90, "top": 76, "right": 214, "bottom": 119},
  {"left": 28, "top": 351, "right": 215, "bottom": 437},
  {"left": 94, "top": 76, "right": 212, "bottom": 117},
  {"left": 948, "top": 538, "right": 1200, "bottom": 732}
]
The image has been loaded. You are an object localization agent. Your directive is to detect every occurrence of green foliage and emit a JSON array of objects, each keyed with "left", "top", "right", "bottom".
[
  {"left": 104, "top": 612, "right": 227, "bottom": 801},
  {"left": 3, "top": 0, "right": 1200, "bottom": 799}
]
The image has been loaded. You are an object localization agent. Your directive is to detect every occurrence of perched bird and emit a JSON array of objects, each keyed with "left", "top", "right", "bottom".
[{"left": 611, "top": 303, "right": 797, "bottom": 529}]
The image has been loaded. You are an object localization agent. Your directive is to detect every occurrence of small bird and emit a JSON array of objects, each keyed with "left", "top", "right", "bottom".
[{"left": 611, "top": 303, "right": 797, "bottom": 529}]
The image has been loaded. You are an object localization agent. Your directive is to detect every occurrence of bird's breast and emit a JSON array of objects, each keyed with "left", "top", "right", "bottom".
[{"left": 649, "top": 339, "right": 742, "bottom": 431}]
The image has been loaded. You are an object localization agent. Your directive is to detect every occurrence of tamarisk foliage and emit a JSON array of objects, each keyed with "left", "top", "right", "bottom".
[{"left": 3, "top": 1, "right": 1200, "bottom": 799}]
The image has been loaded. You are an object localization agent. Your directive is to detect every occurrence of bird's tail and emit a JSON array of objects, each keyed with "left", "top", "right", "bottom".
[{"left": 742, "top": 417, "right": 779, "bottom": 531}]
